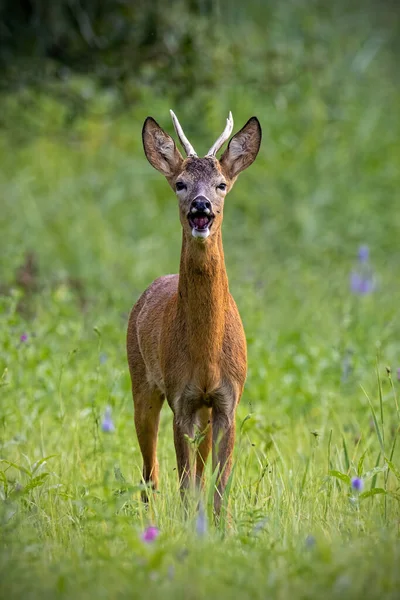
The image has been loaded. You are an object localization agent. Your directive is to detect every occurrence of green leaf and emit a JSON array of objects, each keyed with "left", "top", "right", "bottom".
[
  {"left": 376, "top": 362, "right": 385, "bottom": 444},
  {"left": 0, "top": 368, "right": 9, "bottom": 388},
  {"left": 0, "top": 470, "right": 8, "bottom": 496},
  {"left": 388, "top": 426, "right": 398, "bottom": 463},
  {"left": 0, "top": 459, "right": 31, "bottom": 477},
  {"left": 359, "top": 487, "right": 386, "bottom": 500},
  {"left": 361, "top": 385, "right": 385, "bottom": 454},
  {"left": 363, "top": 464, "right": 387, "bottom": 480},
  {"left": 22, "top": 473, "right": 49, "bottom": 493},
  {"left": 327, "top": 429, "right": 333, "bottom": 473},
  {"left": 342, "top": 436, "right": 350, "bottom": 471},
  {"left": 147, "top": 548, "right": 167, "bottom": 570},
  {"left": 370, "top": 452, "right": 382, "bottom": 489},
  {"left": 220, "top": 462, "right": 236, "bottom": 534},
  {"left": 207, "top": 463, "right": 220, "bottom": 516},
  {"left": 32, "top": 454, "right": 58, "bottom": 474},
  {"left": 328, "top": 470, "right": 351, "bottom": 485},
  {"left": 300, "top": 457, "right": 310, "bottom": 495},
  {"left": 240, "top": 414, "right": 252, "bottom": 434},
  {"left": 385, "top": 459, "right": 400, "bottom": 481},
  {"left": 357, "top": 450, "right": 367, "bottom": 477}
]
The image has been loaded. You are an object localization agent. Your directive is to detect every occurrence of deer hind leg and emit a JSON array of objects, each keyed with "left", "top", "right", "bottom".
[
  {"left": 127, "top": 304, "right": 164, "bottom": 501},
  {"left": 195, "top": 406, "right": 212, "bottom": 488},
  {"left": 173, "top": 415, "right": 195, "bottom": 495},
  {"left": 133, "top": 384, "right": 164, "bottom": 501}
]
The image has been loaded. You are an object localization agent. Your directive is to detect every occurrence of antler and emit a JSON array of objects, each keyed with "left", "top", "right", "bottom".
[
  {"left": 206, "top": 112, "right": 234, "bottom": 157},
  {"left": 170, "top": 110, "right": 197, "bottom": 157}
]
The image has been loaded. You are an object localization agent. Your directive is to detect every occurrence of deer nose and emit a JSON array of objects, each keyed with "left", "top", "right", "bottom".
[{"left": 190, "top": 196, "right": 212, "bottom": 214}]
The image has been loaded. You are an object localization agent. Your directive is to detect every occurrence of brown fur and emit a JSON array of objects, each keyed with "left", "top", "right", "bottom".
[{"left": 127, "top": 114, "right": 261, "bottom": 512}]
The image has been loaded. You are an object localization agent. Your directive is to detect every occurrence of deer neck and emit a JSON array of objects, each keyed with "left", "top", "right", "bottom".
[{"left": 177, "top": 230, "right": 229, "bottom": 372}]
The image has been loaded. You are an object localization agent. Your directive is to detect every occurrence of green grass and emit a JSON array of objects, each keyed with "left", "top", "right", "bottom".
[{"left": 1, "top": 2, "right": 400, "bottom": 598}]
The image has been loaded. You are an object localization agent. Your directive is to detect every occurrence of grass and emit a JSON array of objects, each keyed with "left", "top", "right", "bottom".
[{"left": 1, "top": 2, "right": 400, "bottom": 598}]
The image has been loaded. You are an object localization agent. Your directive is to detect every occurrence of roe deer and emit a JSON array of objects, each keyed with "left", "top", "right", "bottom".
[{"left": 127, "top": 111, "right": 261, "bottom": 512}]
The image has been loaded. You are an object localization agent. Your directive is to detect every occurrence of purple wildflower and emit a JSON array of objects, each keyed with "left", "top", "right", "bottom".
[
  {"left": 350, "top": 272, "right": 375, "bottom": 295},
  {"left": 101, "top": 406, "right": 115, "bottom": 433},
  {"left": 358, "top": 245, "right": 369, "bottom": 263},
  {"left": 252, "top": 517, "right": 268, "bottom": 536},
  {"left": 196, "top": 502, "right": 207, "bottom": 537},
  {"left": 350, "top": 245, "right": 375, "bottom": 295},
  {"left": 305, "top": 534, "right": 316, "bottom": 549},
  {"left": 141, "top": 526, "right": 159, "bottom": 543},
  {"left": 99, "top": 353, "right": 108, "bottom": 364},
  {"left": 20, "top": 333, "right": 28, "bottom": 342},
  {"left": 397, "top": 368, "right": 400, "bottom": 382},
  {"left": 351, "top": 477, "right": 364, "bottom": 493},
  {"left": 341, "top": 349, "right": 353, "bottom": 383}
]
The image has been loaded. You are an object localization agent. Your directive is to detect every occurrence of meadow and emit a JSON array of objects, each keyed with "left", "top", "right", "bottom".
[{"left": 1, "top": 2, "right": 400, "bottom": 598}]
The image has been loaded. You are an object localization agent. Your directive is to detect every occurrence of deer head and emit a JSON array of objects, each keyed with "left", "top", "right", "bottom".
[{"left": 142, "top": 111, "right": 261, "bottom": 240}]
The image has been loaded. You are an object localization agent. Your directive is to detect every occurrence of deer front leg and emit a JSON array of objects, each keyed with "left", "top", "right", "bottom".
[
  {"left": 133, "top": 388, "right": 164, "bottom": 501},
  {"left": 212, "top": 405, "right": 236, "bottom": 515}
]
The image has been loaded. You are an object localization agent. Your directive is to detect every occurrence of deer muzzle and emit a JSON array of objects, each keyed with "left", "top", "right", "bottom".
[{"left": 188, "top": 197, "right": 215, "bottom": 239}]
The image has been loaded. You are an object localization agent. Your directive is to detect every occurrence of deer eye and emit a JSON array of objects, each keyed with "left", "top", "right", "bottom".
[
  {"left": 217, "top": 183, "right": 227, "bottom": 191},
  {"left": 175, "top": 181, "right": 186, "bottom": 191}
]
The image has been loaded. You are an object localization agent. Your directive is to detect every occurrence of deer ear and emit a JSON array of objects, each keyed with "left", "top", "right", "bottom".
[
  {"left": 142, "top": 117, "right": 183, "bottom": 178},
  {"left": 220, "top": 117, "right": 261, "bottom": 179}
]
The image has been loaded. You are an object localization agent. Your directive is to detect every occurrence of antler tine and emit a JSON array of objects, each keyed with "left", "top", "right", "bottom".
[
  {"left": 206, "top": 111, "right": 234, "bottom": 157},
  {"left": 170, "top": 110, "right": 197, "bottom": 157}
]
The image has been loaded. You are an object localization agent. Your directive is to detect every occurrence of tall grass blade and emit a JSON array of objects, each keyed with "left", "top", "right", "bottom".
[{"left": 361, "top": 385, "right": 385, "bottom": 454}]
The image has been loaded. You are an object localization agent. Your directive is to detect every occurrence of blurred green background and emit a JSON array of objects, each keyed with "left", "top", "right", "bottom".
[
  {"left": 1, "top": 2, "right": 400, "bottom": 598},
  {"left": 1, "top": 0, "right": 399, "bottom": 404}
]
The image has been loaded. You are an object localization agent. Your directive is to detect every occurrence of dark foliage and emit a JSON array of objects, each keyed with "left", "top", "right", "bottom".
[
  {"left": 0, "top": 0, "right": 398, "bottom": 132},
  {"left": 0, "top": 1, "right": 216, "bottom": 94}
]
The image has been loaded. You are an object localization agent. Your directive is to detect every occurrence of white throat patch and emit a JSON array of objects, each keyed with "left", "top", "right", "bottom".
[{"left": 192, "top": 227, "right": 210, "bottom": 239}]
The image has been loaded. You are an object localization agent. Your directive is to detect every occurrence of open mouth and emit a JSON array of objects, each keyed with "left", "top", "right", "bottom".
[{"left": 188, "top": 211, "right": 214, "bottom": 238}]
